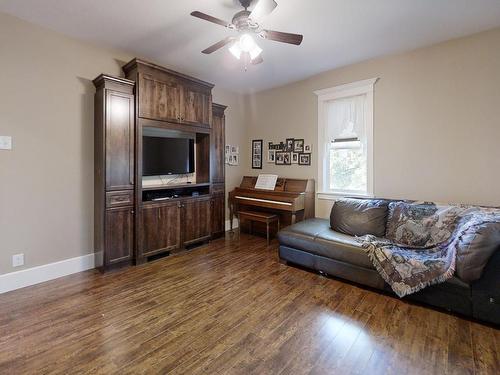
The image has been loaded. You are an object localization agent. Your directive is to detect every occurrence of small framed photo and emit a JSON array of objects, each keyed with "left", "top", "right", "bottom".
[
  {"left": 268, "top": 142, "right": 273, "bottom": 149},
  {"left": 276, "top": 151, "right": 291, "bottom": 165},
  {"left": 293, "top": 139, "right": 304, "bottom": 153},
  {"left": 286, "top": 138, "right": 294, "bottom": 152},
  {"left": 291, "top": 152, "right": 299, "bottom": 164},
  {"left": 298, "top": 153, "right": 311, "bottom": 166},
  {"left": 233, "top": 154, "right": 240, "bottom": 166},
  {"left": 304, "top": 144, "right": 312, "bottom": 152},
  {"left": 267, "top": 149, "right": 276, "bottom": 163},
  {"left": 252, "top": 139, "right": 263, "bottom": 169},
  {"left": 279, "top": 142, "right": 285, "bottom": 150}
]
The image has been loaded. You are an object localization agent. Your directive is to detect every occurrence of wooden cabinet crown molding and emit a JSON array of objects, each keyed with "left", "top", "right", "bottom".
[
  {"left": 122, "top": 58, "right": 215, "bottom": 89},
  {"left": 212, "top": 103, "right": 228, "bottom": 116},
  {"left": 92, "top": 74, "right": 135, "bottom": 91}
]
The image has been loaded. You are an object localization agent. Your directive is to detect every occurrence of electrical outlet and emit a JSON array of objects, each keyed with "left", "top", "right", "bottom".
[
  {"left": 0, "top": 136, "right": 12, "bottom": 150},
  {"left": 12, "top": 253, "right": 24, "bottom": 267}
]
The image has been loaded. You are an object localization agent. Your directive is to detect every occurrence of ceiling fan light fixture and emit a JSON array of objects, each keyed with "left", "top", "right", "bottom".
[
  {"left": 249, "top": 44, "right": 263, "bottom": 60},
  {"left": 229, "top": 43, "right": 242, "bottom": 59},
  {"left": 239, "top": 34, "right": 255, "bottom": 52}
]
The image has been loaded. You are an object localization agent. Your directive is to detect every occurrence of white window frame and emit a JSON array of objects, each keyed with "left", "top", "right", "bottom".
[{"left": 314, "top": 78, "right": 378, "bottom": 200}]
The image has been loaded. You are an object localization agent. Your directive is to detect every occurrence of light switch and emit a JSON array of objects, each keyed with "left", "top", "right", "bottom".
[{"left": 0, "top": 136, "right": 12, "bottom": 150}]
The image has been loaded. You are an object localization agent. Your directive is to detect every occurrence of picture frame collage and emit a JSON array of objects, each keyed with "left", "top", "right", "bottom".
[
  {"left": 225, "top": 145, "right": 239, "bottom": 166},
  {"left": 267, "top": 138, "right": 311, "bottom": 166}
]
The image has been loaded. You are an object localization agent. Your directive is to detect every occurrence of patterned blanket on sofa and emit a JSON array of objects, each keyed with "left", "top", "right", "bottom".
[{"left": 358, "top": 202, "right": 500, "bottom": 297}]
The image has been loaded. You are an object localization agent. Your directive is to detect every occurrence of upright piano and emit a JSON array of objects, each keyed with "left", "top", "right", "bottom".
[{"left": 228, "top": 176, "right": 315, "bottom": 232}]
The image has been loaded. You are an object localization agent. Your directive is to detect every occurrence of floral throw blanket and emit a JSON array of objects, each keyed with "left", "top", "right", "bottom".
[{"left": 357, "top": 202, "right": 499, "bottom": 297}]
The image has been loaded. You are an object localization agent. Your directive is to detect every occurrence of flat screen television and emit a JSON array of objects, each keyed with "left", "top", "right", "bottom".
[{"left": 142, "top": 136, "right": 194, "bottom": 176}]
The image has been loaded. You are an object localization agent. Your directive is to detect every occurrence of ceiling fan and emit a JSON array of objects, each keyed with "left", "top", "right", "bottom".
[{"left": 191, "top": 0, "right": 303, "bottom": 66}]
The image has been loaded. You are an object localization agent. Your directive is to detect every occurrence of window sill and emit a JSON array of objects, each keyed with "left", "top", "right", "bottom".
[{"left": 316, "top": 191, "right": 374, "bottom": 201}]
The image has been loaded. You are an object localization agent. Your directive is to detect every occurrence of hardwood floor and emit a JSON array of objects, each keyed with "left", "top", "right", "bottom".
[{"left": 0, "top": 233, "right": 498, "bottom": 374}]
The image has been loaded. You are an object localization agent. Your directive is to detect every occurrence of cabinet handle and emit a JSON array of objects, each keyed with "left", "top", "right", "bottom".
[{"left": 131, "top": 210, "right": 135, "bottom": 214}]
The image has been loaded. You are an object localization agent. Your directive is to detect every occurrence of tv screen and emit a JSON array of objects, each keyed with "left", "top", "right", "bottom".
[{"left": 142, "top": 136, "right": 194, "bottom": 176}]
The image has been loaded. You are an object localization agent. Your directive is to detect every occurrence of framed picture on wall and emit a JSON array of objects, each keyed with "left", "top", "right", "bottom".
[
  {"left": 293, "top": 139, "right": 304, "bottom": 153},
  {"left": 252, "top": 139, "right": 263, "bottom": 169},
  {"left": 304, "top": 144, "right": 312, "bottom": 152},
  {"left": 276, "top": 151, "right": 291, "bottom": 165},
  {"left": 291, "top": 152, "right": 299, "bottom": 164},
  {"left": 298, "top": 153, "right": 311, "bottom": 165},
  {"left": 267, "top": 149, "right": 276, "bottom": 163},
  {"left": 286, "top": 138, "right": 294, "bottom": 151}
]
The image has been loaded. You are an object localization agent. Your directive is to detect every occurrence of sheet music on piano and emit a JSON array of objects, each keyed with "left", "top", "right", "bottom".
[{"left": 255, "top": 174, "right": 279, "bottom": 190}]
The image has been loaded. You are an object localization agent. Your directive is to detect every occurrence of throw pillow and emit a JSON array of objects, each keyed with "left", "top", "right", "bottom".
[{"left": 330, "top": 198, "right": 389, "bottom": 237}]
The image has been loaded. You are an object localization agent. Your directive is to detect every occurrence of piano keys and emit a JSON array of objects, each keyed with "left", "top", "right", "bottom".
[{"left": 228, "top": 176, "right": 315, "bottom": 232}]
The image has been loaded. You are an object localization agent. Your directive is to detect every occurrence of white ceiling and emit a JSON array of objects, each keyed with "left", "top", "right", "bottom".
[{"left": 2, "top": 0, "right": 500, "bottom": 93}]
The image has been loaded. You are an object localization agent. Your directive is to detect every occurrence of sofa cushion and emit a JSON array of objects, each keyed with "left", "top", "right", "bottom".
[
  {"left": 278, "top": 218, "right": 374, "bottom": 269},
  {"left": 456, "top": 220, "right": 500, "bottom": 283},
  {"left": 330, "top": 198, "right": 389, "bottom": 237}
]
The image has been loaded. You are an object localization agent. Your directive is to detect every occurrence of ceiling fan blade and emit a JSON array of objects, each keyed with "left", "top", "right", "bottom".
[
  {"left": 249, "top": 0, "right": 277, "bottom": 21},
  {"left": 191, "top": 11, "right": 233, "bottom": 28},
  {"left": 251, "top": 55, "right": 264, "bottom": 65},
  {"left": 202, "top": 37, "right": 235, "bottom": 54},
  {"left": 260, "top": 29, "right": 303, "bottom": 45}
]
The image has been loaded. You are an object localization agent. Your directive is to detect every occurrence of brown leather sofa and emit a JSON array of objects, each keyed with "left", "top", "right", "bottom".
[{"left": 277, "top": 199, "right": 500, "bottom": 325}]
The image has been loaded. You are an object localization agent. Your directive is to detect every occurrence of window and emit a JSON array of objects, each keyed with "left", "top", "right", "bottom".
[{"left": 315, "top": 78, "right": 377, "bottom": 198}]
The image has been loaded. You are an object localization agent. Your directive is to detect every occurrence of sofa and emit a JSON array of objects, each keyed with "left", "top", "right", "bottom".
[{"left": 277, "top": 198, "right": 500, "bottom": 325}]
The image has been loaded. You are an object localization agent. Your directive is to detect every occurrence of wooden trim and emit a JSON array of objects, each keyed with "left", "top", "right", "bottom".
[
  {"left": 122, "top": 58, "right": 215, "bottom": 89},
  {"left": 92, "top": 74, "right": 135, "bottom": 89},
  {"left": 138, "top": 118, "right": 211, "bottom": 134}
]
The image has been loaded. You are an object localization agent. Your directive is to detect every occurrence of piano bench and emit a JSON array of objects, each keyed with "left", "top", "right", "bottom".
[{"left": 238, "top": 211, "right": 280, "bottom": 246}]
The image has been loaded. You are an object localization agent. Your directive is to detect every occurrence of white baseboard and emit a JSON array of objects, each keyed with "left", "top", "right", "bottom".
[
  {"left": 0, "top": 253, "right": 95, "bottom": 294},
  {"left": 225, "top": 218, "right": 239, "bottom": 232}
]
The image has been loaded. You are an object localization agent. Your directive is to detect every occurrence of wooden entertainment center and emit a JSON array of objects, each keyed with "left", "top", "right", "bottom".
[{"left": 93, "top": 58, "right": 226, "bottom": 270}]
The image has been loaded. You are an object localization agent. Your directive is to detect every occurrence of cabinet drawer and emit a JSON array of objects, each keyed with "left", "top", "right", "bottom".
[{"left": 106, "top": 190, "right": 134, "bottom": 208}]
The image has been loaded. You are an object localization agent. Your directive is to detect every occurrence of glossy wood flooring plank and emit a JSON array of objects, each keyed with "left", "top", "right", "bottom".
[{"left": 0, "top": 233, "right": 498, "bottom": 375}]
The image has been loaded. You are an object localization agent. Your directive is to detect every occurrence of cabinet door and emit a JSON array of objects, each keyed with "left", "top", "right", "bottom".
[
  {"left": 210, "top": 109, "right": 225, "bottom": 183},
  {"left": 138, "top": 73, "right": 181, "bottom": 123},
  {"left": 211, "top": 193, "right": 225, "bottom": 238},
  {"left": 105, "top": 207, "right": 134, "bottom": 265},
  {"left": 141, "top": 202, "right": 181, "bottom": 256},
  {"left": 183, "top": 197, "right": 212, "bottom": 245},
  {"left": 180, "top": 85, "right": 211, "bottom": 127},
  {"left": 106, "top": 90, "right": 134, "bottom": 190}
]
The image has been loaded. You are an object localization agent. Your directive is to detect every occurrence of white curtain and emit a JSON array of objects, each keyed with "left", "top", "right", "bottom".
[{"left": 325, "top": 94, "right": 366, "bottom": 143}]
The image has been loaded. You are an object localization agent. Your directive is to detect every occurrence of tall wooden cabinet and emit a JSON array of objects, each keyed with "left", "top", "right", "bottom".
[
  {"left": 94, "top": 59, "right": 227, "bottom": 270},
  {"left": 93, "top": 75, "right": 136, "bottom": 270},
  {"left": 210, "top": 104, "right": 227, "bottom": 239}
]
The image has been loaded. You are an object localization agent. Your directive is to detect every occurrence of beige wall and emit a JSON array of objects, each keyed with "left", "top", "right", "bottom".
[
  {"left": 244, "top": 27, "right": 500, "bottom": 218},
  {"left": 0, "top": 13, "right": 247, "bottom": 275}
]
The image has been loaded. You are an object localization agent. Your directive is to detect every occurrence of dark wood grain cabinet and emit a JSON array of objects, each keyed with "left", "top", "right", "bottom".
[
  {"left": 93, "top": 74, "right": 136, "bottom": 271},
  {"left": 211, "top": 192, "right": 225, "bottom": 238},
  {"left": 95, "top": 59, "right": 226, "bottom": 269},
  {"left": 180, "top": 84, "right": 212, "bottom": 127},
  {"left": 210, "top": 104, "right": 226, "bottom": 184},
  {"left": 105, "top": 207, "right": 134, "bottom": 265},
  {"left": 123, "top": 59, "right": 213, "bottom": 128},
  {"left": 105, "top": 90, "right": 135, "bottom": 190},
  {"left": 140, "top": 202, "right": 181, "bottom": 256},
  {"left": 210, "top": 104, "right": 226, "bottom": 239},
  {"left": 138, "top": 73, "right": 181, "bottom": 123},
  {"left": 183, "top": 197, "right": 212, "bottom": 246}
]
